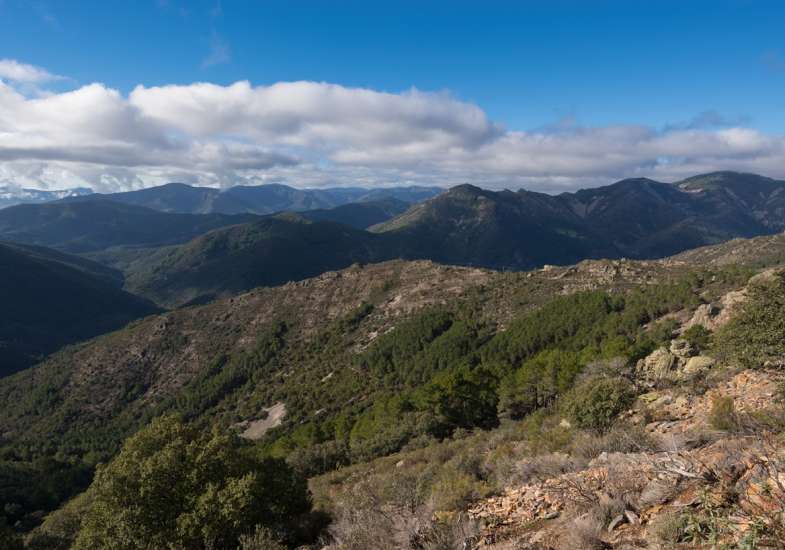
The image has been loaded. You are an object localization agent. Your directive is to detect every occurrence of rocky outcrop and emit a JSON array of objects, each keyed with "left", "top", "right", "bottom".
[
  {"left": 468, "top": 369, "right": 785, "bottom": 549},
  {"left": 636, "top": 338, "right": 714, "bottom": 387}
]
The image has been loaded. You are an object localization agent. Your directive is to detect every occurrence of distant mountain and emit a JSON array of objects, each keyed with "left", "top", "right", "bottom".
[
  {"left": 0, "top": 200, "right": 258, "bottom": 253},
  {"left": 0, "top": 242, "right": 159, "bottom": 376},
  {"left": 374, "top": 171, "right": 785, "bottom": 261},
  {"left": 125, "top": 214, "right": 396, "bottom": 307},
  {"left": 66, "top": 182, "right": 443, "bottom": 215},
  {"left": 371, "top": 184, "right": 618, "bottom": 268},
  {"left": 119, "top": 171, "right": 785, "bottom": 307},
  {"left": 0, "top": 185, "right": 92, "bottom": 209},
  {"left": 300, "top": 198, "right": 410, "bottom": 229}
]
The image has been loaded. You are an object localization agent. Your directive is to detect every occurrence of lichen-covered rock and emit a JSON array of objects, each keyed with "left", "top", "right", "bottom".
[
  {"left": 669, "top": 338, "right": 696, "bottom": 360},
  {"left": 682, "top": 355, "right": 715, "bottom": 376},
  {"left": 637, "top": 348, "right": 676, "bottom": 384},
  {"left": 685, "top": 303, "right": 719, "bottom": 330}
]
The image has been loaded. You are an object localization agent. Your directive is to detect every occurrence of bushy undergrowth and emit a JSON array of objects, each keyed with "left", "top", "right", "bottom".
[{"left": 716, "top": 270, "right": 785, "bottom": 368}]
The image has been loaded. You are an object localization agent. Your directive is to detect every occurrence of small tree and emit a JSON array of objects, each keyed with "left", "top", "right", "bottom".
[
  {"left": 74, "top": 416, "right": 311, "bottom": 549},
  {"left": 563, "top": 376, "right": 634, "bottom": 433}
]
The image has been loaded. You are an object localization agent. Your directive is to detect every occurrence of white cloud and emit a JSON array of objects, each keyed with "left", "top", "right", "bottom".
[
  {"left": 0, "top": 59, "right": 62, "bottom": 84},
  {"left": 2, "top": 59, "right": 785, "bottom": 193}
]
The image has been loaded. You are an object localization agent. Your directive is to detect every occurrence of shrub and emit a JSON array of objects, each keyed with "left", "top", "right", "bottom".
[
  {"left": 649, "top": 511, "right": 686, "bottom": 544},
  {"left": 73, "top": 416, "right": 312, "bottom": 549},
  {"left": 238, "top": 526, "right": 286, "bottom": 550},
  {"left": 708, "top": 396, "right": 738, "bottom": 432},
  {"left": 682, "top": 324, "right": 711, "bottom": 351},
  {"left": 563, "top": 376, "right": 635, "bottom": 433},
  {"left": 571, "top": 423, "right": 660, "bottom": 460},
  {"left": 430, "top": 470, "right": 486, "bottom": 512},
  {"left": 715, "top": 272, "right": 785, "bottom": 368}
]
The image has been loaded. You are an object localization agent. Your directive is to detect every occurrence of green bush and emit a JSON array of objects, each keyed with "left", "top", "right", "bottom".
[
  {"left": 716, "top": 272, "right": 785, "bottom": 368},
  {"left": 563, "top": 376, "right": 635, "bottom": 432},
  {"left": 682, "top": 324, "right": 711, "bottom": 351},
  {"left": 74, "top": 416, "right": 311, "bottom": 549}
]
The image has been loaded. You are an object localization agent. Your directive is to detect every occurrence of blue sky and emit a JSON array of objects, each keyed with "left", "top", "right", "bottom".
[
  {"left": 0, "top": 0, "right": 784, "bottom": 191},
  {"left": 4, "top": 0, "right": 784, "bottom": 131}
]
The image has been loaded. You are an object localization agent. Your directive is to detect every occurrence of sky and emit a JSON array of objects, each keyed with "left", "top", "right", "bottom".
[{"left": 0, "top": 0, "right": 784, "bottom": 193}]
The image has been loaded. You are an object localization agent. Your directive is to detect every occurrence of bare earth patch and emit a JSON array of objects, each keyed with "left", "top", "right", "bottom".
[{"left": 239, "top": 402, "right": 287, "bottom": 440}]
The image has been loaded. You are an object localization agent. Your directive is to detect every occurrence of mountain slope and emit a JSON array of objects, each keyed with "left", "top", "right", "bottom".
[
  {"left": 0, "top": 200, "right": 258, "bottom": 253},
  {"left": 374, "top": 172, "right": 785, "bottom": 263},
  {"left": 124, "top": 214, "right": 398, "bottom": 307},
  {"left": 299, "top": 198, "right": 409, "bottom": 229},
  {"left": 371, "top": 184, "right": 618, "bottom": 268},
  {"left": 0, "top": 242, "right": 755, "bottom": 535},
  {"left": 0, "top": 242, "right": 159, "bottom": 376}
]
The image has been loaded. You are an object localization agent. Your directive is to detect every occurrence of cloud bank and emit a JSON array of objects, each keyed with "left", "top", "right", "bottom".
[{"left": 1, "top": 59, "right": 785, "bottom": 192}]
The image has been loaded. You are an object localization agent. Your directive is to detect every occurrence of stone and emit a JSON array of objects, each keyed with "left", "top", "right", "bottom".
[
  {"left": 669, "top": 338, "right": 696, "bottom": 359},
  {"left": 638, "top": 391, "right": 661, "bottom": 403},
  {"left": 685, "top": 303, "right": 719, "bottom": 330},
  {"left": 683, "top": 355, "right": 715, "bottom": 376},
  {"left": 637, "top": 347, "right": 676, "bottom": 383}
]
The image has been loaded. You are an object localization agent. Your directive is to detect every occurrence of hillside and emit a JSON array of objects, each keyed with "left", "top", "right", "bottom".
[
  {"left": 300, "top": 198, "right": 410, "bottom": 229},
  {"left": 0, "top": 199, "right": 258, "bottom": 253},
  {"left": 123, "top": 214, "right": 400, "bottom": 307},
  {"left": 374, "top": 171, "right": 785, "bottom": 262},
  {"left": 0, "top": 242, "right": 159, "bottom": 376},
  {"left": 372, "top": 184, "right": 618, "bottom": 268},
  {"left": 5, "top": 228, "right": 785, "bottom": 546},
  {"left": 68, "top": 182, "right": 443, "bottom": 215}
]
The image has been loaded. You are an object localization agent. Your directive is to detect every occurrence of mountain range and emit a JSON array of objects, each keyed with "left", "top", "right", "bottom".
[
  {"left": 3, "top": 171, "right": 785, "bottom": 309},
  {"left": 60, "top": 182, "right": 443, "bottom": 215},
  {"left": 0, "top": 185, "right": 92, "bottom": 209},
  {"left": 114, "top": 171, "right": 785, "bottom": 306}
]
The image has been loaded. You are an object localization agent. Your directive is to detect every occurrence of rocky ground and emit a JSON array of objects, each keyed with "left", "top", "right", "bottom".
[{"left": 466, "top": 281, "right": 785, "bottom": 549}]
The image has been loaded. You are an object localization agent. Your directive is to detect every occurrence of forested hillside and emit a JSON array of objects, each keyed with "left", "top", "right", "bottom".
[
  {"left": 5, "top": 226, "right": 785, "bottom": 547},
  {"left": 0, "top": 242, "right": 159, "bottom": 376}
]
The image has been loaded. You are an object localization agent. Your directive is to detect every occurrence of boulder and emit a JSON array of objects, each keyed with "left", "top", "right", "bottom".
[
  {"left": 637, "top": 348, "right": 676, "bottom": 384},
  {"left": 682, "top": 355, "right": 715, "bottom": 376},
  {"left": 670, "top": 338, "right": 696, "bottom": 360},
  {"left": 685, "top": 303, "right": 719, "bottom": 330}
]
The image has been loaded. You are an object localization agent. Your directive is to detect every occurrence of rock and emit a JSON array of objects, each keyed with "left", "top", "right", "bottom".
[
  {"left": 669, "top": 339, "right": 696, "bottom": 359},
  {"left": 711, "top": 289, "right": 747, "bottom": 328},
  {"left": 685, "top": 303, "right": 719, "bottom": 330},
  {"left": 683, "top": 355, "right": 715, "bottom": 376},
  {"left": 638, "top": 391, "right": 661, "bottom": 404},
  {"left": 637, "top": 348, "right": 676, "bottom": 384}
]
